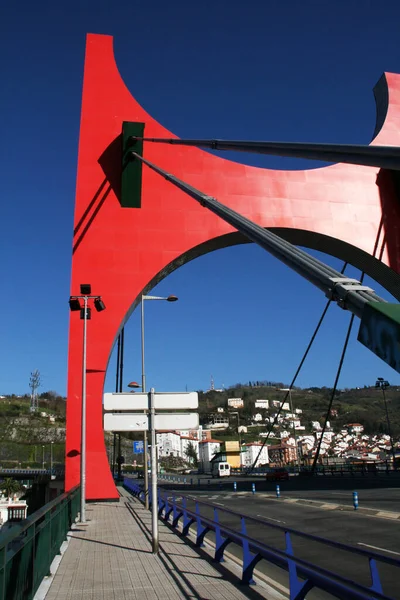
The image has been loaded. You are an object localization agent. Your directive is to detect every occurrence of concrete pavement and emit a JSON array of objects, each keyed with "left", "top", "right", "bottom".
[{"left": 39, "top": 487, "right": 280, "bottom": 600}]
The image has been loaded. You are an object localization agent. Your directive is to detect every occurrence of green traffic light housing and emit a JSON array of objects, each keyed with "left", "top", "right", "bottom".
[{"left": 121, "top": 121, "right": 145, "bottom": 208}]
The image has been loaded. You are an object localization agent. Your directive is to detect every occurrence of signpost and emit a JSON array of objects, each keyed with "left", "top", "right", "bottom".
[{"left": 103, "top": 388, "right": 198, "bottom": 554}]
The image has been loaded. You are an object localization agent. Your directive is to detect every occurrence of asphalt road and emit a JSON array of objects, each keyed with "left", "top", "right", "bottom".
[{"left": 157, "top": 482, "right": 400, "bottom": 598}]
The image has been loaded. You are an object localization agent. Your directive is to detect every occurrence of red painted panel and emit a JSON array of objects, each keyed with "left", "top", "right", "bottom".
[{"left": 67, "top": 34, "right": 400, "bottom": 500}]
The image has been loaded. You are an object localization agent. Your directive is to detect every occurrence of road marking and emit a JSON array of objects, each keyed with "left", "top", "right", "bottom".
[
  {"left": 257, "top": 514, "right": 286, "bottom": 524},
  {"left": 320, "top": 504, "right": 339, "bottom": 510},
  {"left": 376, "top": 511, "right": 400, "bottom": 519},
  {"left": 357, "top": 543, "right": 400, "bottom": 556},
  {"left": 214, "top": 502, "right": 225, "bottom": 506}
]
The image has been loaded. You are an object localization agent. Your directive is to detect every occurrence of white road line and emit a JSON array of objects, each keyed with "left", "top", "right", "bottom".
[
  {"left": 257, "top": 514, "right": 286, "bottom": 524},
  {"left": 357, "top": 543, "right": 400, "bottom": 556},
  {"left": 214, "top": 502, "right": 225, "bottom": 506}
]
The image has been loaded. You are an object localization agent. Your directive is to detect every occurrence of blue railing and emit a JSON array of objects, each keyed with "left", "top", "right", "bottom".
[{"left": 124, "top": 477, "right": 399, "bottom": 600}]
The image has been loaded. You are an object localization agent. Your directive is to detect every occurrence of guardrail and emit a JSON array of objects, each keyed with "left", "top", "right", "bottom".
[
  {"left": 0, "top": 468, "right": 65, "bottom": 477},
  {"left": 124, "top": 478, "right": 399, "bottom": 600},
  {"left": 0, "top": 485, "right": 80, "bottom": 600}
]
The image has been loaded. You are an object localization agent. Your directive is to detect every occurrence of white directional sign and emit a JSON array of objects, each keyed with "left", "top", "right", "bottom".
[
  {"left": 104, "top": 412, "right": 199, "bottom": 432},
  {"left": 103, "top": 391, "right": 198, "bottom": 411}
]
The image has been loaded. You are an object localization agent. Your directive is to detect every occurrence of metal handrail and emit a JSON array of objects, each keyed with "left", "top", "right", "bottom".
[
  {"left": 124, "top": 478, "right": 399, "bottom": 600},
  {"left": 169, "top": 491, "right": 400, "bottom": 567}
]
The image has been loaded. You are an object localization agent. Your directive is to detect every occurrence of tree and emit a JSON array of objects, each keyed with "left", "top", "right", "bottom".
[
  {"left": 1, "top": 478, "right": 21, "bottom": 499},
  {"left": 185, "top": 442, "right": 198, "bottom": 467}
]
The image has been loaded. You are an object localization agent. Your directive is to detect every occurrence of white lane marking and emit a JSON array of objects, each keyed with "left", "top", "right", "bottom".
[
  {"left": 214, "top": 502, "right": 225, "bottom": 506},
  {"left": 257, "top": 514, "right": 286, "bottom": 524},
  {"left": 320, "top": 504, "right": 339, "bottom": 510},
  {"left": 376, "top": 511, "right": 400, "bottom": 519},
  {"left": 357, "top": 543, "right": 400, "bottom": 556}
]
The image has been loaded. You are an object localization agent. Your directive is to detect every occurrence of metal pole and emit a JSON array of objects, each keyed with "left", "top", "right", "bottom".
[
  {"left": 42, "top": 445, "right": 45, "bottom": 469},
  {"left": 237, "top": 415, "right": 242, "bottom": 468},
  {"left": 141, "top": 297, "right": 149, "bottom": 509},
  {"left": 382, "top": 387, "right": 396, "bottom": 468},
  {"left": 50, "top": 443, "right": 53, "bottom": 477},
  {"left": 150, "top": 387, "right": 158, "bottom": 554},
  {"left": 80, "top": 295, "right": 88, "bottom": 524}
]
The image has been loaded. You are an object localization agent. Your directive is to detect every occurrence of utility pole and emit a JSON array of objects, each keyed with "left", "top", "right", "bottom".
[{"left": 29, "top": 370, "right": 41, "bottom": 413}]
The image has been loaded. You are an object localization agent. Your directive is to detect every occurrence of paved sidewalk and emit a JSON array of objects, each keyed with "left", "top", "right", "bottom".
[{"left": 43, "top": 488, "right": 273, "bottom": 600}]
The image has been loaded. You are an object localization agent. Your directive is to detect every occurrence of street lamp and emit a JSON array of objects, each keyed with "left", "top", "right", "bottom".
[
  {"left": 50, "top": 442, "right": 54, "bottom": 478},
  {"left": 141, "top": 294, "right": 178, "bottom": 514},
  {"left": 42, "top": 445, "right": 45, "bottom": 469},
  {"left": 376, "top": 378, "right": 396, "bottom": 468},
  {"left": 230, "top": 412, "right": 242, "bottom": 468},
  {"left": 69, "top": 284, "right": 106, "bottom": 524}
]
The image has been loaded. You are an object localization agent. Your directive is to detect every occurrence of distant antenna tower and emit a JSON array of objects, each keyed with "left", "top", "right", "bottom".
[
  {"left": 29, "top": 369, "right": 41, "bottom": 412},
  {"left": 210, "top": 375, "right": 215, "bottom": 391}
]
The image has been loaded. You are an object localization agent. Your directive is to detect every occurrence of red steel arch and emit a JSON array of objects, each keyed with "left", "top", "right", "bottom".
[{"left": 67, "top": 34, "right": 400, "bottom": 500}]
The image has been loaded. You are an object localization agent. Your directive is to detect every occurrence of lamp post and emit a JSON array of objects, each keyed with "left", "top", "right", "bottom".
[
  {"left": 69, "top": 284, "right": 106, "bottom": 524},
  {"left": 230, "top": 412, "right": 242, "bottom": 468},
  {"left": 50, "top": 442, "right": 54, "bottom": 478},
  {"left": 376, "top": 378, "right": 396, "bottom": 468},
  {"left": 42, "top": 445, "right": 45, "bottom": 469},
  {"left": 140, "top": 294, "right": 178, "bottom": 514}
]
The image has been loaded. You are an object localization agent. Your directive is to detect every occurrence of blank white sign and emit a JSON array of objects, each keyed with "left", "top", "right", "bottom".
[
  {"left": 103, "top": 392, "right": 198, "bottom": 411},
  {"left": 103, "top": 412, "right": 199, "bottom": 432}
]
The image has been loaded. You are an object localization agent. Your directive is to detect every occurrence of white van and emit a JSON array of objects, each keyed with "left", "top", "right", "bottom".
[{"left": 212, "top": 462, "right": 231, "bottom": 478}]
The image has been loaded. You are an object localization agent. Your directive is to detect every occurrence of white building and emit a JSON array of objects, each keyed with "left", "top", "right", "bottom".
[
  {"left": 199, "top": 440, "right": 221, "bottom": 473},
  {"left": 252, "top": 413, "right": 263, "bottom": 422},
  {"left": 255, "top": 399, "right": 269, "bottom": 409},
  {"left": 204, "top": 414, "right": 229, "bottom": 429},
  {"left": 156, "top": 431, "right": 181, "bottom": 457},
  {"left": 180, "top": 436, "right": 199, "bottom": 461},
  {"left": 295, "top": 408, "right": 303, "bottom": 414},
  {"left": 312, "top": 421, "right": 322, "bottom": 431},
  {"left": 345, "top": 423, "right": 364, "bottom": 435},
  {"left": 238, "top": 425, "right": 248, "bottom": 433},
  {"left": 0, "top": 496, "right": 28, "bottom": 529},
  {"left": 242, "top": 443, "right": 269, "bottom": 468},
  {"left": 217, "top": 407, "right": 224, "bottom": 413},
  {"left": 227, "top": 398, "right": 244, "bottom": 409}
]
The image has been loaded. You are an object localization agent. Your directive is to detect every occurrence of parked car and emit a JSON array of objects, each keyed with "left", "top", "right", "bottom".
[{"left": 266, "top": 468, "right": 289, "bottom": 482}]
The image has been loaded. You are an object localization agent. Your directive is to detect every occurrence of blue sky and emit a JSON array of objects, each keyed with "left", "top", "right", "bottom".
[{"left": 1, "top": 1, "right": 400, "bottom": 395}]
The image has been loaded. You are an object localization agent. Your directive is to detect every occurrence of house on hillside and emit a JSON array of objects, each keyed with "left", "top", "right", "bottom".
[
  {"left": 345, "top": 423, "right": 364, "bottom": 435},
  {"left": 227, "top": 398, "right": 244, "bottom": 409},
  {"left": 255, "top": 399, "right": 269, "bottom": 409}
]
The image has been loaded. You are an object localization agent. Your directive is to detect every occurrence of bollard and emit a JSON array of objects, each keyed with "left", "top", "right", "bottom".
[
  {"left": 184, "top": 477, "right": 187, "bottom": 485},
  {"left": 197, "top": 478, "right": 200, "bottom": 487},
  {"left": 252, "top": 483, "right": 256, "bottom": 495},
  {"left": 276, "top": 484, "right": 280, "bottom": 498},
  {"left": 233, "top": 481, "right": 237, "bottom": 491},
  {"left": 208, "top": 479, "right": 210, "bottom": 486},
  {"left": 190, "top": 478, "right": 193, "bottom": 486},
  {"left": 219, "top": 481, "right": 222, "bottom": 490},
  {"left": 353, "top": 491, "right": 359, "bottom": 510}
]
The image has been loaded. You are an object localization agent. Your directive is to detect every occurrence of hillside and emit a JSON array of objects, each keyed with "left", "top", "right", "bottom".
[{"left": 198, "top": 382, "right": 400, "bottom": 441}]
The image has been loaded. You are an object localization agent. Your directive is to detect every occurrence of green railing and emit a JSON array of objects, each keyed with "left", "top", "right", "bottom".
[{"left": 0, "top": 485, "right": 80, "bottom": 600}]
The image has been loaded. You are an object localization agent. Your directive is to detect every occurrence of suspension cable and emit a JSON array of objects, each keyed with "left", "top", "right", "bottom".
[
  {"left": 247, "top": 262, "right": 348, "bottom": 473},
  {"left": 311, "top": 312, "right": 356, "bottom": 471}
]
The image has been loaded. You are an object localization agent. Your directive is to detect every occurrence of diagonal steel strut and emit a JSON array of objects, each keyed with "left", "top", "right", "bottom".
[
  {"left": 131, "top": 137, "right": 400, "bottom": 170},
  {"left": 129, "top": 150, "right": 384, "bottom": 319}
]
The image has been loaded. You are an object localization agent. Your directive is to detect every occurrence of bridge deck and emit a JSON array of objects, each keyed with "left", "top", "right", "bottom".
[{"left": 42, "top": 487, "right": 272, "bottom": 600}]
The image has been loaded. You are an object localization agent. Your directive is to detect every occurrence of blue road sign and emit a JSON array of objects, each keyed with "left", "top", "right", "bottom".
[{"left": 133, "top": 441, "right": 144, "bottom": 454}]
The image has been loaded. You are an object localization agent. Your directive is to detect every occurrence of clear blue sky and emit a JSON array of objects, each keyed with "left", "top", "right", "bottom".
[{"left": 1, "top": 1, "right": 400, "bottom": 396}]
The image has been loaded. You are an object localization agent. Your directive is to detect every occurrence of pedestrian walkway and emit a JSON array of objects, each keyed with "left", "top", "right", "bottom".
[{"left": 41, "top": 487, "right": 277, "bottom": 600}]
